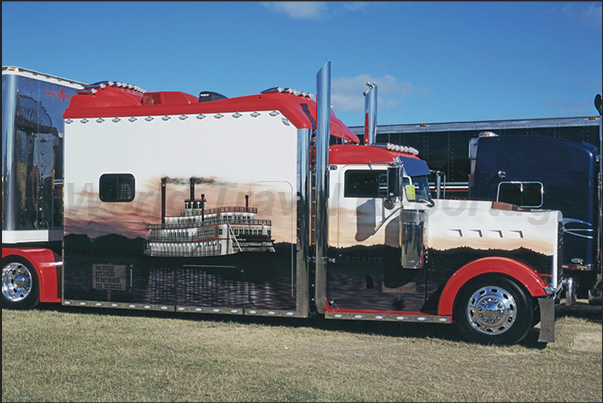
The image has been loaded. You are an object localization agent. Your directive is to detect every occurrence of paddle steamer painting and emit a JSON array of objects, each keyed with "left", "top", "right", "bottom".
[{"left": 144, "top": 188, "right": 275, "bottom": 258}]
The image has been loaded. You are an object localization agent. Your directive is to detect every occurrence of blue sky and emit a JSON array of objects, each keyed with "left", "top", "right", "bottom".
[{"left": 2, "top": 1, "right": 602, "bottom": 126}]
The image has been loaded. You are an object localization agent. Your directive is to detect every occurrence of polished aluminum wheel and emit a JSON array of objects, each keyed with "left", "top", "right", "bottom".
[
  {"left": 2, "top": 261, "right": 33, "bottom": 302},
  {"left": 466, "top": 285, "right": 517, "bottom": 336}
]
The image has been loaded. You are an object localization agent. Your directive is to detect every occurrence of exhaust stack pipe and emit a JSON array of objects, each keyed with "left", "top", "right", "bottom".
[
  {"left": 315, "top": 62, "right": 331, "bottom": 314},
  {"left": 363, "top": 82, "right": 377, "bottom": 145}
]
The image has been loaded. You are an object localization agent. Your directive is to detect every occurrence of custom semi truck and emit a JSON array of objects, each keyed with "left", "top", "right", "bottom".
[
  {"left": 3, "top": 63, "right": 563, "bottom": 345},
  {"left": 349, "top": 106, "right": 602, "bottom": 306}
]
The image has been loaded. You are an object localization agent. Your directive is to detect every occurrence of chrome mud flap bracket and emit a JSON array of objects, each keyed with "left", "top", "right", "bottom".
[{"left": 537, "top": 297, "right": 556, "bottom": 343}]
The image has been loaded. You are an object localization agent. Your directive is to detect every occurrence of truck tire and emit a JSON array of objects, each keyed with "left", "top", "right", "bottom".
[
  {"left": 2, "top": 256, "right": 40, "bottom": 310},
  {"left": 454, "top": 275, "right": 533, "bottom": 345}
]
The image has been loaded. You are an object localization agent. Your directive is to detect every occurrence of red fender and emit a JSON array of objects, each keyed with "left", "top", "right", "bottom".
[
  {"left": 437, "top": 257, "right": 549, "bottom": 316},
  {"left": 2, "top": 247, "right": 62, "bottom": 303}
]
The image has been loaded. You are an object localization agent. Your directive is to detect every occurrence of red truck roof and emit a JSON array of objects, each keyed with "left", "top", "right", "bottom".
[
  {"left": 64, "top": 84, "right": 359, "bottom": 143},
  {"left": 329, "top": 144, "right": 421, "bottom": 165}
]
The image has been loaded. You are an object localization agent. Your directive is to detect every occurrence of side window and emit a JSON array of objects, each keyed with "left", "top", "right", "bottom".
[
  {"left": 497, "top": 181, "right": 543, "bottom": 208},
  {"left": 344, "top": 170, "right": 386, "bottom": 198},
  {"left": 99, "top": 174, "right": 135, "bottom": 202}
]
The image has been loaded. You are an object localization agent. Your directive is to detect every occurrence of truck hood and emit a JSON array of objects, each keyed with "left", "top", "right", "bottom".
[{"left": 425, "top": 200, "right": 562, "bottom": 256}]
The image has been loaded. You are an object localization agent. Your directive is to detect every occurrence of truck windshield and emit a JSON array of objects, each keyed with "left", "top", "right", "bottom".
[{"left": 403, "top": 175, "right": 433, "bottom": 203}]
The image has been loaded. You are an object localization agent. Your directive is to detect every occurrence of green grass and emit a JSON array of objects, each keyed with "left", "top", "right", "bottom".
[{"left": 2, "top": 303, "right": 602, "bottom": 402}]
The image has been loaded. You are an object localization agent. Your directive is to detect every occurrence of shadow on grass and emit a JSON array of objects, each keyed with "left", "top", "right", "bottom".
[
  {"left": 555, "top": 300, "right": 602, "bottom": 324},
  {"left": 34, "top": 299, "right": 600, "bottom": 350}
]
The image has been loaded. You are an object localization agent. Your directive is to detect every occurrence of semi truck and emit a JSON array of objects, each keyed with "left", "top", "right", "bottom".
[
  {"left": 349, "top": 105, "right": 602, "bottom": 306},
  {"left": 3, "top": 63, "right": 563, "bottom": 345},
  {"left": 468, "top": 101, "right": 602, "bottom": 305}
]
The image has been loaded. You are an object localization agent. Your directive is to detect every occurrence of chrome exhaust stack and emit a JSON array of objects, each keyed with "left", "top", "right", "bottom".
[
  {"left": 314, "top": 62, "right": 331, "bottom": 313},
  {"left": 363, "top": 82, "right": 377, "bottom": 145}
]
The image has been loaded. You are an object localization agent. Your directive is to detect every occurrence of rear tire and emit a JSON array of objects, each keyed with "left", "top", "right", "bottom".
[
  {"left": 455, "top": 275, "right": 533, "bottom": 345},
  {"left": 2, "top": 256, "right": 40, "bottom": 310}
]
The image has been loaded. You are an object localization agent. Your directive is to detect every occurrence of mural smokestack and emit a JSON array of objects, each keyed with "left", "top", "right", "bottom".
[
  {"left": 189, "top": 177, "right": 195, "bottom": 200},
  {"left": 161, "top": 177, "right": 167, "bottom": 224}
]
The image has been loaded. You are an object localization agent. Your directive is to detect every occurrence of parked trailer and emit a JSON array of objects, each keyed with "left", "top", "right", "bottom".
[
  {"left": 3, "top": 64, "right": 563, "bottom": 345},
  {"left": 2, "top": 66, "right": 85, "bottom": 307},
  {"left": 350, "top": 116, "right": 600, "bottom": 200}
]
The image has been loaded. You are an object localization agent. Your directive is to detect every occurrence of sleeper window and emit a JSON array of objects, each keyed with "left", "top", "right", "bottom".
[{"left": 100, "top": 174, "right": 135, "bottom": 202}]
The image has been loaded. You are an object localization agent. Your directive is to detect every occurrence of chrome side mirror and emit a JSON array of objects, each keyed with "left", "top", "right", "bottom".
[{"left": 384, "top": 164, "right": 402, "bottom": 210}]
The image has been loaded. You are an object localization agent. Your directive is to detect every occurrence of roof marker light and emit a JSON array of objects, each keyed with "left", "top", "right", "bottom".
[
  {"left": 261, "top": 87, "right": 314, "bottom": 99},
  {"left": 385, "top": 143, "right": 419, "bottom": 156}
]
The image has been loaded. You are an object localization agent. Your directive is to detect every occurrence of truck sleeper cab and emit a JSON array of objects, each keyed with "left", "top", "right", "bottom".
[{"left": 2, "top": 65, "right": 561, "bottom": 346}]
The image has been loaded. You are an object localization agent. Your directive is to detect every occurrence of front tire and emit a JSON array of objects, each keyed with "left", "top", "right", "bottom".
[
  {"left": 455, "top": 275, "right": 533, "bottom": 345},
  {"left": 2, "top": 256, "right": 40, "bottom": 310}
]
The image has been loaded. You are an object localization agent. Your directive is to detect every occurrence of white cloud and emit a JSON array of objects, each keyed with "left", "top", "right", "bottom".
[
  {"left": 344, "top": 2, "right": 368, "bottom": 13},
  {"left": 331, "top": 74, "right": 432, "bottom": 112},
  {"left": 544, "top": 99, "right": 591, "bottom": 116},
  {"left": 261, "top": 1, "right": 368, "bottom": 20},
  {"left": 561, "top": 2, "right": 602, "bottom": 27},
  {"left": 261, "top": 2, "right": 327, "bottom": 20}
]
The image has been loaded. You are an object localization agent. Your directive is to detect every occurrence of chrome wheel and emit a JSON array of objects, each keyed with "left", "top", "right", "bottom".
[
  {"left": 466, "top": 285, "right": 517, "bottom": 336},
  {"left": 2, "top": 261, "right": 33, "bottom": 302}
]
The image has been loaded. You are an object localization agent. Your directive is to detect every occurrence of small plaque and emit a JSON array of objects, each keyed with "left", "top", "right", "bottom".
[{"left": 92, "top": 264, "right": 127, "bottom": 291}]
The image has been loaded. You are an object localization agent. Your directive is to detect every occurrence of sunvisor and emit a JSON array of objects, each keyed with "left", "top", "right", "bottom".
[{"left": 396, "top": 156, "right": 431, "bottom": 177}]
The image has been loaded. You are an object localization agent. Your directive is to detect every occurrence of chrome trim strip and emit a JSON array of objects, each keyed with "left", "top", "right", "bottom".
[
  {"left": 175, "top": 306, "right": 244, "bottom": 315},
  {"left": 326, "top": 312, "right": 451, "bottom": 323},
  {"left": 62, "top": 300, "right": 175, "bottom": 311},
  {"left": 245, "top": 309, "right": 298, "bottom": 317},
  {"left": 62, "top": 300, "right": 299, "bottom": 318},
  {"left": 2, "top": 66, "right": 86, "bottom": 88}
]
